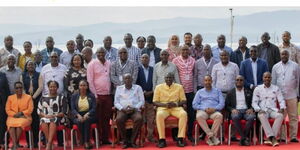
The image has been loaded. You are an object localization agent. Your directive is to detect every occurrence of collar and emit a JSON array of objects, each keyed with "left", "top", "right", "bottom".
[
  {"left": 164, "top": 83, "right": 174, "bottom": 88},
  {"left": 251, "top": 58, "right": 257, "bottom": 63},
  {"left": 263, "top": 84, "right": 272, "bottom": 89},
  {"left": 123, "top": 84, "right": 135, "bottom": 90},
  {"left": 5, "top": 65, "right": 16, "bottom": 71},
  {"left": 160, "top": 61, "right": 169, "bottom": 66},
  {"left": 142, "top": 65, "right": 149, "bottom": 70}
]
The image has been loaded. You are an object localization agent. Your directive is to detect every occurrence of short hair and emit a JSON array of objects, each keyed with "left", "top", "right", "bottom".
[
  {"left": 82, "top": 47, "right": 93, "bottom": 53},
  {"left": 136, "top": 36, "right": 146, "bottom": 42},
  {"left": 249, "top": 45, "right": 258, "bottom": 51},
  {"left": 14, "top": 81, "right": 23, "bottom": 88},
  {"left": 4, "top": 35, "right": 13, "bottom": 41},
  {"left": 204, "top": 75, "right": 212, "bottom": 79},
  {"left": 23, "top": 41, "right": 32, "bottom": 46},
  {"left": 282, "top": 31, "right": 291, "bottom": 36},
  {"left": 194, "top": 34, "right": 202, "bottom": 39},
  {"left": 261, "top": 32, "right": 270, "bottom": 38},
  {"left": 46, "top": 36, "right": 54, "bottom": 41},
  {"left": 47, "top": 80, "right": 59, "bottom": 88},
  {"left": 147, "top": 35, "right": 156, "bottom": 42},
  {"left": 165, "top": 72, "right": 175, "bottom": 78},
  {"left": 217, "top": 34, "right": 226, "bottom": 39},
  {"left": 84, "top": 39, "right": 93, "bottom": 45},
  {"left": 96, "top": 47, "right": 107, "bottom": 53},
  {"left": 160, "top": 49, "right": 169, "bottom": 55},
  {"left": 76, "top": 33, "right": 84, "bottom": 39},
  {"left": 123, "top": 73, "right": 132, "bottom": 79},
  {"left": 219, "top": 50, "right": 229, "bottom": 56},
  {"left": 184, "top": 32, "right": 193, "bottom": 37},
  {"left": 203, "top": 44, "right": 211, "bottom": 50},
  {"left": 124, "top": 33, "right": 133, "bottom": 39},
  {"left": 7, "top": 54, "right": 16, "bottom": 60},
  {"left": 239, "top": 36, "right": 248, "bottom": 42},
  {"left": 24, "top": 60, "right": 35, "bottom": 72},
  {"left": 70, "top": 54, "right": 84, "bottom": 68}
]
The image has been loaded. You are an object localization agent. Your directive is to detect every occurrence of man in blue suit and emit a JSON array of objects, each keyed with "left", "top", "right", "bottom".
[
  {"left": 136, "top": 53, "right": 156, "bottom": 143},
  {"left": 240, "top": 45, "right": 269, "bottom": 90}
]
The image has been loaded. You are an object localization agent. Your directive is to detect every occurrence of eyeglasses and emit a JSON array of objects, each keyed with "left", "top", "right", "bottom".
[
  {"left": 236, "top": 79, "right": 244, "bottom": 81},
  {"left": 15, "top": 87, "right": 23, "bottom": 89}
]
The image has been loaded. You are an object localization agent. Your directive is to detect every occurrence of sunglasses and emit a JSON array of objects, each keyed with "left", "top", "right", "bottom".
[
  {"left": 236, "top": 79, "right": 244, "bottom": 81},
  {"left": 15, "top": 87, "right": 23, "bottom": 89}
]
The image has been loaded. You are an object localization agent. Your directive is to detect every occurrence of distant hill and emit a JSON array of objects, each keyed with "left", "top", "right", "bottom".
[{"left": 0, "top": 10, "right": 300, "bottom": 45}]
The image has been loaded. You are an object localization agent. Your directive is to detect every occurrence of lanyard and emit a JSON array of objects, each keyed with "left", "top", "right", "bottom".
[{"left": 202, "top": 57, "right": 212, "bottom": 75}]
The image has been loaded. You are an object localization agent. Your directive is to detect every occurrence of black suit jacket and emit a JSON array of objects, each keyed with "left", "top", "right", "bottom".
[
  {"left": 141, "top": 47, "right": 161, "bottom": 64},
  {"left": 225, "top": 88, "right": 253, "bottom": 112}
]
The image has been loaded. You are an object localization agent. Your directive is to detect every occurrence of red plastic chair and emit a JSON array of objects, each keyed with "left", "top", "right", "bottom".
[
  {"left": 194, "top": 119, "right": 223, "bottom": 145},
  {"left": 70, "top": 123, "right": 99, "bottom": 150},
  {"left": 259, "top": 118, "right": 287, "bottom": 145},
  {"left": 38, "top": 125, "right": 67, "bottom": 150},
  {"left": 227, "top": 119, "right": 257, "bottom": 145},
  {"left": 5, "top": 126, "right": 32, "bottom": 150}
]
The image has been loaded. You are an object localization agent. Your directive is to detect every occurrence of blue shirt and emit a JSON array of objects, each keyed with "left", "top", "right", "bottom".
[
  {"left": 40, "top": 47, "right": 63, "bottom": 64},
  {"left": 192, "top": 87, "right": 225, "bottom": 111},
  {"left": 211, "top": 45, "right": 233, "bottom": 62}
]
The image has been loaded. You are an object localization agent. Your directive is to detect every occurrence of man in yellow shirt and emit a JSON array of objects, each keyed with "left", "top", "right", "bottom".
[{"left": 153, "top": 72, "right": 187, "bottom": 148}]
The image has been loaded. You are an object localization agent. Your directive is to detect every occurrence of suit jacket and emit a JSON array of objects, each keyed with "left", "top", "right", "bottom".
[
  {"left": 240, "top": 58, "right": 269, "bottom": 89},
  {"left": 257, "top": 43, "right": 281, "bottom": 72},
  {"left": 70, "top": 92, "right": 96, "bottom": 117},
  {"left": 141, "top": 47, "right": 161, "bottom": 64},
  {"left": 225, "top": 88, "right": 253, "bottom": 112},
  {"left": 136, "top": 66, "right": 153, "bottom": 103},
  {"left": 230, "top": 47, "right": 250, "bottom": 68}
]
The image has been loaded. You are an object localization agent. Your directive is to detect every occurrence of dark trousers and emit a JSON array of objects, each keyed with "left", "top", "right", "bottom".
[
  {"left": 231, "top": 109, "right": 255, "bottom": 139},
  {"left": 116, "top": 110, "right": 143, "bottom": 144},
  {"left": 26, "top": 99, "right": 39, "bottom": 146},
  {"left": 75, "top": 112, "right": 96, "bottom": 143},
  {"left": 186, "top": 92, "right": 195, "bottom": 137},
  {"left": 0, "top": 110, "right": 7, "bottom": 144},
  {"left": 96, "top": 95, "right": 113, "bottom": 142}
]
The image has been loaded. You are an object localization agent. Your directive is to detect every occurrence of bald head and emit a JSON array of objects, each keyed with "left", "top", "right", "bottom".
[
  {"left": 81, "top": 47, "right": 93, "bottom": 63},
  {"left": 4, "top": 35, "right": 14, "bottom": 49}
]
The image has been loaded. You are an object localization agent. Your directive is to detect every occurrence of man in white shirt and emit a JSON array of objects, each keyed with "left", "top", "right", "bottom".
[
  {"left": 252, "top": 72, "right": 286, "bottom": 146},
  {"left": 60, "top": 40, "right": 79, "bottom": 68},
  {"left": 272, "top": 50, "right": 300, "bottom": 142}
]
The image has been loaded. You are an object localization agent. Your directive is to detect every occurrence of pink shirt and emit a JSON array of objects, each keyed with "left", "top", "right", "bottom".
[
  {"left": 173, "top": 56, "right": 195, "bottom": 93},
  {"left": 87, "top": 59, "right": 111, "bottom": 96}
]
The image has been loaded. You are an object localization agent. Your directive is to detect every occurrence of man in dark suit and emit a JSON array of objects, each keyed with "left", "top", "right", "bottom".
[
  {"left": 226, "top": 75, "right": 255, "bottom": 146},
  {"left": 230, "top": 36, "right": 250, "bottom": 68},
  {"left": 240, "top": 45, "right": 269, "bottom": 90},
  {"left": 136, "top": 53, "right": 156, "bottom": 143},
  {"left": 141, "top": 35, "right": 161, "bottom": 67}
]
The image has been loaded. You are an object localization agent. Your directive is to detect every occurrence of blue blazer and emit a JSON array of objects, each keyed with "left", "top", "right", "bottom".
[
  {"left": 136, "top": 66, "right": 153, "bottom": 103},
  {"left": 239, "top": 58, "right": 269, "bottom": 89},
  {"left": 70, "top": 92, "right": 96, "bottom": 117}
]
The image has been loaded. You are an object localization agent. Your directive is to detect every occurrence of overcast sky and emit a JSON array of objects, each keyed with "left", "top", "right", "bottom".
[{"left": 0, "top": 7, "right": 300, "bottom": 26}]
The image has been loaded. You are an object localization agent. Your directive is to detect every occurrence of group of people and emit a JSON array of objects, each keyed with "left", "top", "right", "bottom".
[{"left": 0, "top": 31, "right": 299, "bottom": 149}]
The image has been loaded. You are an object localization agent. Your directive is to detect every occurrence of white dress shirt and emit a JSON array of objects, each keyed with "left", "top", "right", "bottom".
[
  {"left": 212, "top": 62, "right": 239, "bottom": 92},
  {"left": 114, "top": 84, "right": 145, "bottom": 110},
  {"left": 235, "top": 88, "right": 247, "bottom": 109},
  {"left": 251, "top": 59, "right": 258, "bottom": 86}
]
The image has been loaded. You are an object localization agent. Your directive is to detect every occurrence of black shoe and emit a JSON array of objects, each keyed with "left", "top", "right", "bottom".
[
  {"left": 177, "top": 138, "right": 185, "bottom": 147},
  {"left": 131, "top": 143, "right": 139, "bottom": 148},
  {"left": 157, "top": 139, "right": 167, "bottom": 148},
  {"left": 122, "top": 143, "right": 130, "bottom": 149},
  {"left": 188, "top": 136, "right": 195, "bottom": 143},
  {"left": 102, "top": 140, "right": 112, "bottom": 145},
  {"left": 172, "top": 136, "right": 179, "bottom": 142},
  {"left": 199, "top": 133, "right": 206, "bottom": 140},
  {"left": 244, "top": 139, "right": 250, "bottom": 146},
  {"left": 290, "top": 138, "right": 299, "bottom": 143},
  {"left": 231, "top": 137, "right": 240, "bottom": 142},
  {"left": 57, "top": 143, "right": 64, "bottom": 147},
  {"left": 279, "top": 139, "right": 286, "bottom": 143}
]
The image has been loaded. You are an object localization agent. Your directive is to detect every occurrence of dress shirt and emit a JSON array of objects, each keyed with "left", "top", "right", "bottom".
[
  {"left": 211, "top": 45, "right": 233, "bottom": 62},
  {"left": 251, "top": 59, "right": 258, "bottom": 86},
  {"left": 194, "top": 57, "right": 218, "bottom": 89},
  {"left": 153, "top": 83, "right": 186, "bottom": 110},
  {"left": 235, "top": 88, "right": 247, "bottom": 109},
  {"left": 0, "top": 47, "right": 20, "bottom": 68},
  {"left": 59, "top": 50, "right": 79, "bottom": 68},
  {"left": 252, "top": 84, "right": 286, "bottom": 112},
  {"left": 272, "top": 60, "right": 300, "bottom": 99},
  {"left": 120, "top": 45, "right": 141, "bottom": 65},
  {"left": 35, "top": 62, "right": 44, "bottom": 73},
  {"left": 110, "top": 59, "right": 138, "bottom": 86},
  {"left": 142, "top": 65, "right": 149, "bottom": 82},
  {"left": 190, "top": 45, "right": 203, "bottom": 60},
  {"left": 87, "top": 59, "right": 111, "bottom": 96},
  {"left": 104, "top": 47, "right": 118, "bottom": 62},
  {"left": 212, "top": 62, "right": 239, "bottom": 92},
  {"left": 40, "top": 63, "right": 67, "bottom": 96},
  {"left": 192, "top": 87, "right": 225, "bottom": 111},
  {"left": 153, "top": 61, "right": 181, "bottom": 89},
  {"left": 172, "top": 56, "right": 195, "bottom": 93},
  {"left": 149, "top": 50, "right": 155, "bottom": 67},
  {"left": 278, "top": 43, "right": 300, "bottom": 65},
  {"left": 114, "top": 84, "right": 145, "bottom": 110},
  {"left": 0, "top": 66, "right": 22, "bottom": 94}
]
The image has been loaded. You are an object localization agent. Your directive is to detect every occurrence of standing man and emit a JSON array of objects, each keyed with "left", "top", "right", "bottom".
[
  {"left": 40, "top": 36, "right": 63, "bottom": 64},
  {"left": 225, "top": 75, "right": 255, "bottom": 146},
  {"left": 33, "top": 50, "right": 46, "bottom": 73},
  {"left": 153, "top": 50, "right": 180, "bottom": 89},
  {"left": 173, "top": 45, "right": 196, "bottom": 142},
  {"left": 240, "top": 46, "right": 269, "bottom": 90},
  {"left": 193, "top": 75, "right": 225, "bottom": 146},
  {"left": 190, "top": 34, "right": 204, "bottom": 60},
  {"left": 103, "top": 36, "right": 118, "bottom": 62},
  {"left": 141, "top": 35, "right": 161, "bottom": 67},
  {"left": 278, "top": 31, "right": 300, "bottom": 65},
  {"left": 272, "top": 50, "right": 300, "bottom": 142},
  {"left": 212, "top": 34, "right": 233, "bottom": 62},
  {"left": 0, "top": 54, "right": 22, "bottom": 94},
  {"left": 110, "top": 48, "right": 138, "bottom": 88},
  {"left": 81, "top": 47, "right": 94, "bottom": 68},
  {"left": 136, "top": 54, "right": 156, "bottom": 143},
  {"left": 0, "top": 35, "right": 20, "bottom": 68},
  {"left": 183, "top": 32, "right": 193, "bottom": 47},
  {"left": 212, "top": 50, "right": 239, "bottom": 97},
  {"left": 114, "top": 74, "right": 144, "bottom": 148},
  {"left": 60, "top": 40, "right": 79, "bottom": 68},
  {"left": 122, "top": 33, "right": 141, "bottom": 65},
  {"left": 230, "top": 36, "right": 250, "bottom": 68},
  {"left": 154, "top": 73, "right": 187, "bottom": 148},
  {"left": 0, "top": 71, "right": 10, "bottom": 149},
  {"left": 257, "top": 32, "right": 280, "bottom": 72},
  {"left": 194, "top": 44, "right": 218, "bottom": 91},
  {"left": 75, "top": 34, "right": 84, "bottom": 52},
  {"left": 87, "top": 48, "right": 112, "bottom": 145},
  {"left": 252, "top": 72, "right": 286, "bottom": 146}
]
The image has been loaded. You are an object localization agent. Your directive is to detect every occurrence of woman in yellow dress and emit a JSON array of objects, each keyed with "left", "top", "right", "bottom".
[{"left": 5, "top": 81, "right": 33, "bottom": 150}]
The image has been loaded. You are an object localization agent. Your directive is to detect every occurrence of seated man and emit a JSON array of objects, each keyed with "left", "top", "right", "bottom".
[
  {"left": 225, "top": 75, "right": 255, "bottom": 146},
  {"left": 153, "top": 72, "right": 187, "bottom": 148},
  {"left": 193, "top": 75, "right": 225, "bottom": 146},
  {"left": 252, "top": 72, "right": 286, "bottom": 147},
  {"left": 114, "top": 74, "right": 145, "bottom": 149}
]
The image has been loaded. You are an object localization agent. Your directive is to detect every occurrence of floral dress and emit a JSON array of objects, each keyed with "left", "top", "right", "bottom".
[{"left": 63, "top": 67, "right": 87, "bottom": 98}]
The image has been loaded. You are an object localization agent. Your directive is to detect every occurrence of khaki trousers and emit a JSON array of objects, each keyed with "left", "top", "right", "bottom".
[
  {"left": 281, "top": 98, "right": 299, "bottom": 139},
  {"left": 196, "top": 110, "right": 223, "bottom": 137}
]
